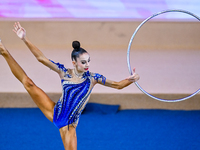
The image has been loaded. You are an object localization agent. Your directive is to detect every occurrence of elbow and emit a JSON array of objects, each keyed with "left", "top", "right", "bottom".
[
  {"left": 37, "top": 56, "right": 46, "bottom": 63},
  {"left": 1, "top": 50, "right": 9, "bottom": 57},
  {"left": 116, "top": 85, "right": 124, "bottom": 90},
  {"left": 117, "top": 87, "right": 123, "bottom": 90}
]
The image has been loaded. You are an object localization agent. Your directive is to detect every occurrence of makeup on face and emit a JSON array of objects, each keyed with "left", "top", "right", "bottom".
[{"left": 75, "top": 53, "right": 90, "bottom": 73}]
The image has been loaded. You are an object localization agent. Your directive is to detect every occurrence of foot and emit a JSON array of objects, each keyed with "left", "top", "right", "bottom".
[{"left": 0, "top": 39, "right": 7, "bottom": 55}]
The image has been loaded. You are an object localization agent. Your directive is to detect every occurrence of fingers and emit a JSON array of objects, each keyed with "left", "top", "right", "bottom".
[
  {"left": 126, "top": 68, "right": 139, "bottom": 82},
  {"left": 13, "top": 22, "right": 21, "bottom": 32},
  {"left": 133, "top": 67, "right": 136, "bottom": 73},
  {"left": 17, "top": 22, "right": 22, "bottom": 28},
  {"left": 13, "top": 22, "right": 18, "bottom": 30},
  {"left": 12, "top": 22, "right": 26, "bottom": 40},
  {"left": 126, "top": 75, "right": 134, "bottom": 82},
  {"left": 12, "top": 29, "right": 17, "bottom": 33},
  {"left": 13, "top": 23, "right": 18, "bottom": 33},
  {"left": 126, "top": 73, "right": 140, "bottom": 82}
]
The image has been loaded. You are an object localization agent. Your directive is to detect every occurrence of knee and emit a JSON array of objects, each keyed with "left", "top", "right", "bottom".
[{"left": 22, "top": 76, "right": 35, "bottom": 90}]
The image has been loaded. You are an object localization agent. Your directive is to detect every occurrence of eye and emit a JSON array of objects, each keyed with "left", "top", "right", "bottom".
[
  {"left": 81, "top": 61, "right": 86, "bottom": 64},
  {"left": 88, "top": 59, "right": 90, "bottom": 62}
]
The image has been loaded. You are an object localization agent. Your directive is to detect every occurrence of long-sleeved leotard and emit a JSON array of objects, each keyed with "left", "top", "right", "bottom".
[{"left": 50, "top": 60, "right": 106, "bottom": 129}]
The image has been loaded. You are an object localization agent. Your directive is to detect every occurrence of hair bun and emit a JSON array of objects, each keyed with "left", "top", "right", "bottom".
[{"left": 72, "top": 41, "right": 80, "bottom": 50}]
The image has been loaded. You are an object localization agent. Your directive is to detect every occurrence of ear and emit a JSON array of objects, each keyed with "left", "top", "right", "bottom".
[{"left": 72, "top": 60, "right": 76, "bottom": 67}]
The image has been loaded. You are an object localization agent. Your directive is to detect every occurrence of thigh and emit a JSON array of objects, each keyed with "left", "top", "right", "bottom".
[
  {"left": 59, "top": 125, "right": 77, "bottom": 150},
  {"left": 26, "top": 83, "right": 56, "bottom": 122}
]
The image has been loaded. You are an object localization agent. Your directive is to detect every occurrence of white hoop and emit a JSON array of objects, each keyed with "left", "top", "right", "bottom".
[{"left": 127, "top": 9, "right": 200, "bottom": 102}]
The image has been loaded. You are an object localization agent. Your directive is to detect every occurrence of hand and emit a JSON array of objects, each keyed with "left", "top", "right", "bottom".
[
  {"left": 13, "top": 22, "right": 26, "bottom": 40},
  {"left": 126, "top": 68, "right": 140, "bottom": 82}
]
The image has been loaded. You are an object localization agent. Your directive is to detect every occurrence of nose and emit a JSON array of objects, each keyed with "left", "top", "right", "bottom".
[{"left": 86, "top": 62, "right": 89, "bottom": 67}]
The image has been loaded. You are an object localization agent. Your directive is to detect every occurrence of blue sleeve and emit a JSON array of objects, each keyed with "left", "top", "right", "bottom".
[
  {"left": 92, "top": 73, "right": 106, "bottom": 85},
  {"left": 49, "top": 59, "right": 67, "bottom": 73}
]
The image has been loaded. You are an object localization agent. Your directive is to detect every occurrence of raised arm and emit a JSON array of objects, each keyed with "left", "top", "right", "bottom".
[
  {"left": 13, "top": 22, "right": 62, "bottom": 75},
  {"left": 98, "top": 68, "right": 139, "bottom": 89}
]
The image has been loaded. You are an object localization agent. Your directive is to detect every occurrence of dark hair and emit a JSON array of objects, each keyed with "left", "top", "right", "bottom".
[{"left": 71, "top": 41, "right": 88, "bottom": 61}]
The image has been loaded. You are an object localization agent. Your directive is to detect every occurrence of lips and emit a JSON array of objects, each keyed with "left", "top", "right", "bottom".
[{"left": 84, "top": 68, "right": 89, "bottom": 71}]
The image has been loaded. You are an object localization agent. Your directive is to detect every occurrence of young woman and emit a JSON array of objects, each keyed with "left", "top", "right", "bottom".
[{"left": 0, "top": 22, "right": 139, "bottom": 150}]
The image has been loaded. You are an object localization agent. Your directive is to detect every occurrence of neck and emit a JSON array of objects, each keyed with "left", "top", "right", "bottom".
[{"left": 74, "top": 69, "right": 84, "bottom": 77}]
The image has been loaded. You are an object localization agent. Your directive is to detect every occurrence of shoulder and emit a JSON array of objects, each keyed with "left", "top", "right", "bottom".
[
  {"left": 49, "top": 59, "right": 74, "bottom": 78},
  {"left": 90, "top": 72, "right": 103, "bottom": 78},
  {"left": 49, "top": 59, "right": 67, "bottom": 72},
  {"left": 89, "top": 72, "right": 106, "bottom": 85}
]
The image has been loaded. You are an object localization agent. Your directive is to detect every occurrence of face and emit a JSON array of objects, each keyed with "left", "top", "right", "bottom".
[{"left": 73, "top": 53, "right": 90, "bottom": 73}]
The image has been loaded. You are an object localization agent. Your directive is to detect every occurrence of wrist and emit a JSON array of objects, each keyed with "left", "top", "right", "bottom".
[
  {"left": 22, "top": 36, "right": 28, "bottom": 42},
  {"left": 126, "top": 78, "right": 134, "bottom": 83}
]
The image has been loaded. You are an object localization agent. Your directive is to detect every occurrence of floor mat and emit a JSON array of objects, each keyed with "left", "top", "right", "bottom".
[{"left": 0, "top": 108, "right": 200, "bottom": 150}]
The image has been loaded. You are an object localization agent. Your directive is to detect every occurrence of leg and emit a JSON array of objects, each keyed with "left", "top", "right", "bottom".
[
  {"left": 0, "top": 41, "right": 55, "bottom": 121},
  {"left": 59, "top": 125, "right": 77, "bottom": 150}
]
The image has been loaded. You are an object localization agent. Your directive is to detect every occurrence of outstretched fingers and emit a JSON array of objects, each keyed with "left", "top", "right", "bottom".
[
  {"left": 13, "top": 22, "right": 22, "bottom": 29},
  {"left": 17, "top": 22, "right": 22, "bottom": 28},
  {"left": 13, "top": 22, "right": 19, "bottom": 31},
  {"left": 13, "top": 22, "right": 26, "bottom": 40}
]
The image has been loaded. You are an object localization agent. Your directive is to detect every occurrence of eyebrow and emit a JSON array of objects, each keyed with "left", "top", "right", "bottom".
[{"left": 80, "top": 57, "right": 90, "bottom": 61}]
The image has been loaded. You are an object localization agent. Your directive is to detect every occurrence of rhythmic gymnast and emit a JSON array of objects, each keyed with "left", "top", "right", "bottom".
[{"left": 0, "top": 22, "right": 140, "bottom": 150}]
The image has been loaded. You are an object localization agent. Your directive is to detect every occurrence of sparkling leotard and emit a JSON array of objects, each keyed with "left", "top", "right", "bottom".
[{"left": 50, "top": 60, "right": 106, "bottom": 129}]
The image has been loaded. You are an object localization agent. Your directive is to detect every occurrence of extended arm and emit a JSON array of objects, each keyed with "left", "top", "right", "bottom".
[
  {"left": 13, "top": 22, "right": 62, "bottom": 75},
  {"left": 96, "top": 68, "right": 140, "bottom": 89}
]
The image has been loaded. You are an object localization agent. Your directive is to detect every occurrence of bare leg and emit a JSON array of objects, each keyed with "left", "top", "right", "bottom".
[
  {"left": 59, "top": 125, "right": 77, "bottom": 150},
  {"left": 0, "top": 41, "right": 55, "bottom": 121}
]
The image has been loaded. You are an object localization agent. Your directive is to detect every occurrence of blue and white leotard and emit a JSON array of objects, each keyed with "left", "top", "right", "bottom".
[{"left": 50, "top": 60, "right": 106, "bottom": 129}]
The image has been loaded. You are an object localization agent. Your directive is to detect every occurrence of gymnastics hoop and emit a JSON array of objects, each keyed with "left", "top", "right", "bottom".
[{"left": 127, "top": 9, "right": 200, "bottom": 102}]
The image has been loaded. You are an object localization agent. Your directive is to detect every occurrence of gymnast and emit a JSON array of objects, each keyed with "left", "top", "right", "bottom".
[{"left": 0, "top": 22, "right": 140, "bottom": 150}]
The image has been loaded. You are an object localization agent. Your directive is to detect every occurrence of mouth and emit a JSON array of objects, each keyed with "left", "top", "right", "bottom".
[{"left": 84, "top": 68, "right": 89, "bottom": 71}]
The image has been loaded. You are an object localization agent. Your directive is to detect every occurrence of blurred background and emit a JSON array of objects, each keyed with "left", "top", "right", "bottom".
[
  {"left": 0, "top": 0, "right": 199, "bottom": 19},
  {"left": 0, "top": 0, "right": 199, "bottom": 109}
]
